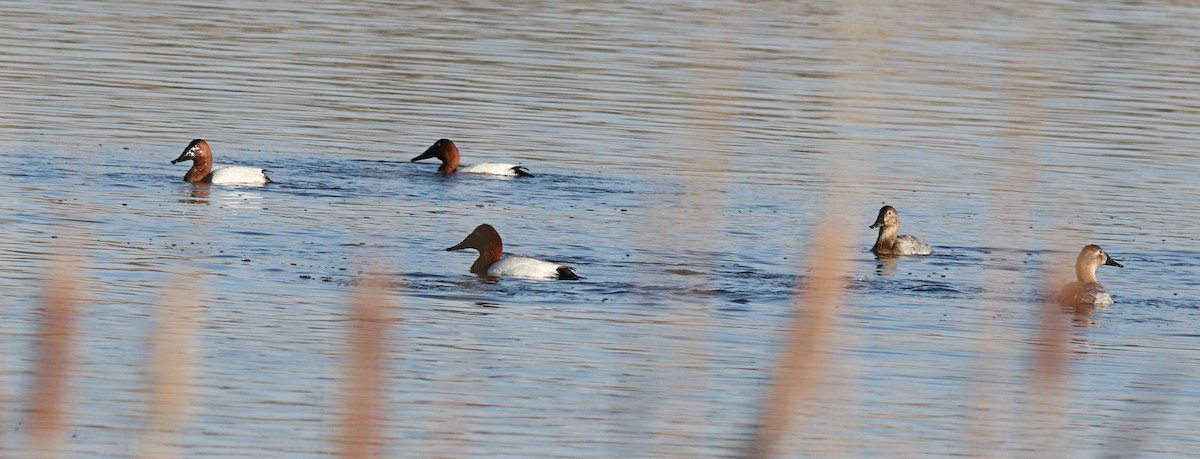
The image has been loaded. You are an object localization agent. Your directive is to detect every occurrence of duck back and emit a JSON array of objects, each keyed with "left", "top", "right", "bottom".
[
  {"left": 210, "top": 166, "right": 272, "bottom": 185},
  {"left": 893, "top": 235, "right": 934, "bottom": 255},
  {"left": 488, "top": 255, "right": 577, "bottom": 280},
  {"left": 459, "top": 163, "right": 532, "bottom": 177},
  {"left": 1057, "top": 281, "right": 1113, "bottom": 306}
]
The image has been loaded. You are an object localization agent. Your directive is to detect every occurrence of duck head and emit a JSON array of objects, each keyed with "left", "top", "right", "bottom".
[
  {"left": 447, "top": 224, "right": 504, "bottom": 275},
  {"left": 171, "top": 139, "right": 214, "bottom": 182},
  {"left": 1076, "top": 244, "right": 1122, "bottom": 282},
  {"left": 869, "top": 205, "right": 899, "bottom": 229},
  {"left": 1081, "top": 244, "right": 1123, "bottom": 267},
  {"left": 171, "top": 139, "right": 210, "bottom": 164},
  {"left": 411, "top": 138, "right": 460, "bottom": 173}
]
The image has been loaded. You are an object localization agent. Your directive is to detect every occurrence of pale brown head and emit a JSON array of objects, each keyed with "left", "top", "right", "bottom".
[
  {"left": 869, "top": 205, "right": 899, "bottom": 229},
  {"left": 411, "top": 139, "right": 461, "bottom": 174},
  {"left": 446, "top": 224, "right": 504, "bottom": 275},
  {"left": 1076, "top": 244, "right": 1122, "bottom": 282}
]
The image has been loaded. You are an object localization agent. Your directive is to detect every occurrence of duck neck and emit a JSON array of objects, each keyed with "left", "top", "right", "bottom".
[
  {"left": 184, "top": 155, "right": 213, "bottom": 183},
  {"left": 873, "top": 226, "right": 898, "bottom": 253},
  {"left": 438, "top": 147, "right": 460, "bottom": 174},
  {"left": 1076, "top": 263, "right": 1098, "bottom": 283},
  {"left": 470, "top": 244, "right": 503, "bottom": 275}
]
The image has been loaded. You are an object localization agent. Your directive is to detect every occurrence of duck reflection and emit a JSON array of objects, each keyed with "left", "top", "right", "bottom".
[
  {"left": 180, "top": 183, "right": 210, "bottom": 205},
  {"left": 874, "top": 256, "right": 899, "bottom": 276}
]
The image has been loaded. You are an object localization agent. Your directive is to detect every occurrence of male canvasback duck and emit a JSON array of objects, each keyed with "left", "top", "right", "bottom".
[
  {"left": 446, "top": 224, "right": 580, "bottom": 280},
  {"left": 171, "top": 139, "right": 273, "bottom": 184},
  {"left": 1057, "top": 244, "right": 1123, "bottom": 306},
  {"left": 869, "top": 205, "right": 933, "bottom": 256},
  {"left": 410, "top": 139, "right": 533, "bottom": 177}
]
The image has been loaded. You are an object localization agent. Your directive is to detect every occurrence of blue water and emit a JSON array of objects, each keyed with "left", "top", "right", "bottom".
[{"left": 2, "top": 1, "right": 1200, "bottom": 458}]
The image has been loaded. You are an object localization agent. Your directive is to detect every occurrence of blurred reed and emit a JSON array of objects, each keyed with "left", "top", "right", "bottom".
[
  {"left": 27, "top": 256, "right": 82, "bottom": 459},
  {"left": 12, "top": 258, "right": 399, "bottom": 458},
  {"left": 133, "top": 270, "right": 203, "bottom": 459},
  {"left": 339, "top": 277, "right": 391, "bottom": 459},
  {"left": 622, "top": 14, "right": 744, "bottom": 458},
  {"left": 744, "top": 213, "right": 848, "bottom": 459}
]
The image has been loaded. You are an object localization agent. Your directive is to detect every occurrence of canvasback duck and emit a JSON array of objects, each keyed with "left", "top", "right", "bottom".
[
  {"left": 171, "top": 139, "right": 272, "bottom": 185},
  {"left": 869, "top": 205, "right": 933, "bottom": 256},
  {"left": 1057, "top": 244, "right": 1123, "bottom": 306},
  {"left": 446, "top": 224, "right": 580, "bottom": 280},
  {"left": 411, "top": 139, "right": 532, "bottom": 177}
]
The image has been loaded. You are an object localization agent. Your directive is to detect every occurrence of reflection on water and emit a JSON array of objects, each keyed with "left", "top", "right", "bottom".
[
  {"left": 183, "top": 184, "right": 210, "bottom": 204},
  {"left": 2, "top": 0, "right": 1200, "bottom": 457},
  {"left": 874, "top": 257, "right": 899, "bottom": 276}
]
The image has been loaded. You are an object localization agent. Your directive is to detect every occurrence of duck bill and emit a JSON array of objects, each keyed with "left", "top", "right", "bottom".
[
  {"left": 869, "top": 217, "right": 884, "bottom": 229},
  {"left": 1105, "top": 257, "right": 1123, "bottom": 268},
  {"left": 411, "top": 145, "right": 438, "bottom": 162},
  {"left": 170, "top": 150, "right": 193, "bottom": 164},
  {"left": 445, "top": 237, "right": 474, "bottom": 252}
]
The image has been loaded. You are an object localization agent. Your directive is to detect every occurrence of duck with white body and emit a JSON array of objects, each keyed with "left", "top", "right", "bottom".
[
  {"left": 411, "top": 139, "right": 532, "bottom": 177},
  {"left": 171, "top": 139, "right": 272, "bottom": 185},
  {"left": 446, "top": 224, "right": 580, "bottom": 280}
]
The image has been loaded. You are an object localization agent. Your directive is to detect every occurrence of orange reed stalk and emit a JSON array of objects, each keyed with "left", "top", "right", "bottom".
[
  {"left": 339, "top": 278, "right": 390, "bottom": 459},
  {"left": 1020, "top": 271, "right": 1075, "bottom": 456},
  {"left": 1034, "top": 277, "right": 1072, "bottom": 391},
  {"left": 134, "top": 271, "right": 202, "bottom": 459},
  {"left": 27, "top": 258, "right": 82, "bottom": 459},
  {"left": 745, "top": 217, "right": 848, "bottom": 459}
]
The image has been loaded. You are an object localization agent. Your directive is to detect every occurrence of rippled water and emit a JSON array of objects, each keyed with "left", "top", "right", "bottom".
[{"left": 2, "top": 1, "right": 1200, "bottom": 457}]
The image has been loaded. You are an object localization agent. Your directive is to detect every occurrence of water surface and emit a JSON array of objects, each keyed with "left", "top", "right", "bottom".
[{"left": 2, "top": 1, "right": 1200, "bottom": 457}]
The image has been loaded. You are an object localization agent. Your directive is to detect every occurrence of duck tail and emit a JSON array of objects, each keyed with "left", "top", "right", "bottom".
[
  {"left": 556, "top": 266, "right": 582, "bottom": 280},
  {"left": 513, "top": 166, "right": 534, "bottom": 178}
]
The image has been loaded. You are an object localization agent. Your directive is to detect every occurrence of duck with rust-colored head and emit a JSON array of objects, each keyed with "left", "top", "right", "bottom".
[
  {"left": 411, "top": 139, "right": 532, "bottom": 177},
  {"left": 869, "top": 205, "right": 933, "bottom": 256},
  {"left": 171, "top": 139, "right": 272, "bottom": 185},
  {"left": 1057, "top": 244, "right": 1123, "bottom": 306},
  {"left": 446, "top": 224, "right": 580, "bottom": 280}
]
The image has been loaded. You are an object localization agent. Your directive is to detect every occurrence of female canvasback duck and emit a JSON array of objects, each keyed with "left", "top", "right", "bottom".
[
  {"left": 171, "top": 139, "right": 272, "bottom": 184},
  {"left": 869, "top": 205, "right": 933, "bottom": 256},
  {"left": 411, "top": 139, "right": 532, "bottom": 177},
  {"left": 1057, "top": 244, "right": 1123, "bottom": 306},
  {"left": 446, "top": 224, "right": 580, "bottom": 280}
]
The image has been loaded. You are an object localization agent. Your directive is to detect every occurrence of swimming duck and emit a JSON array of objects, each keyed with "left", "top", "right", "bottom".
[
  {"left": 1057, "top": 244, "right": 1123, "bottom": 306},
  {"left": 411, "top": 139, "right": 532, "bottom": 177},
  {"left": 446, "top": 224, "right": 580, "bottom": 280},
  {"left": 869, "top": 205, "right": 933, "bottom": 255},
  {"left": 171, "top": 139, "right": 272, "bottom": 184}
]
